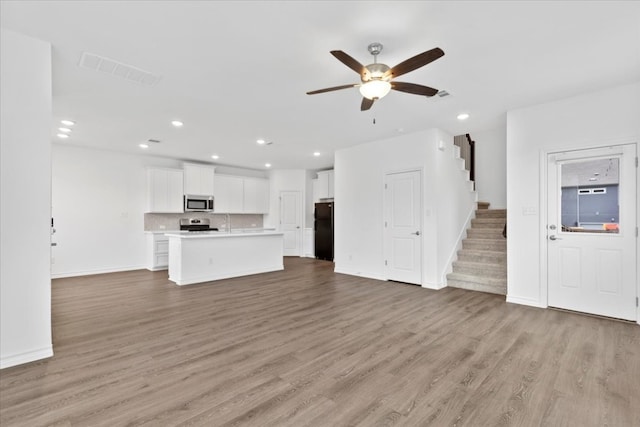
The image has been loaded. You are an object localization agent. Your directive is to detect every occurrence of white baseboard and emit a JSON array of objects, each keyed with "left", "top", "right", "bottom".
[
  {"left": 422, "top": 281, "right": 447, "bottom": 290},
  {"left": 51, "top": 265, "right": 146, "bottom": 279},
  {"left": 1, "top": 346, "right": 53, "bottom": 370},
  {"left": 506, "top": 294, "right": 547, "bottom": 308},
  {"left": 333, "top": 267, "right": 384, "bottom": 282}
]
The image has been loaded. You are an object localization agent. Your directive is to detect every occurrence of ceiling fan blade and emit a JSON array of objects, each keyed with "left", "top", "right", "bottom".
[
  {"left": 306, "top": 84, "right": 358, "bottom": 95},
  {"left": 361, "top": 97, "right": 375, "bottom": 111},
  {"left": 331, "top": 50, "right": 368, "bottom": 79},
  {"left": 385, "top": 47, "right": 444, "bottom": 79},
  {"left": 391, "top": 82, "right": 439, "bottom": 97}
]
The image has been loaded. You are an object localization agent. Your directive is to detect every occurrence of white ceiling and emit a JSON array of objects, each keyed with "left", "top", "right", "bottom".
[{"left": 2, "top": 1, "right": 639, "bottom": 171}]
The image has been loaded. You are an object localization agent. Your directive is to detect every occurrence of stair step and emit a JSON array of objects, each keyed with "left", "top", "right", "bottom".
[
  {"left": 462, "top": 239, "right": 507, "bottom": 251},
  {"left": 452, "top": 260, "right": 506, "bottom": 278},
  {"left": 475, "top": 209, "right": 506, "bottom": 218},
  {"left": 457, "top": 249, "right": 507, "bottom": 264},
  {"left": 471, "top": 218, "right": 506, "bottom": 228},
  {"left": 446, "top": 273, "right": 507, "bottom": 295},
  {"left": 467, "top": 228, "right": 505, "bottom": 239},
  {"left": 477, "top": 201, "right": 490, "bottom": 209}
]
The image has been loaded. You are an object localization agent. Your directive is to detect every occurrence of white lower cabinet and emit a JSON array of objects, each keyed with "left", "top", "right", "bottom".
[{"left": 146, "top": 233, "right": 170, "bottom": 271}]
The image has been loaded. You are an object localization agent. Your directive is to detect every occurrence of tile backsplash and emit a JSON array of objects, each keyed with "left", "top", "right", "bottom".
[{"left": 144, "top": 213, "right": 264, "bottom": 231}]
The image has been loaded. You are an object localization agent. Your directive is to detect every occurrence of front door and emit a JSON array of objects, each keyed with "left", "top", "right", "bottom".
[
  {"left": 280, "top": 191, "right": 302, "bottom": 256},
  {"left": 384, "top": 170, "right": 422, "bottom": 285},
  {"left": 547, "top": 144, "right": 637, "bottom": 320}
]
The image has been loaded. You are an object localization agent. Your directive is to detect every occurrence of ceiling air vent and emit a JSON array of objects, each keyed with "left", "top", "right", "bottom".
[
  {"left": 148, "top": 139, "right": 161, "bottom": 144},
  {"left": 79, "top": 52, "right": 161, "bottom": 86},
  {"left": 437, "top": 90, "right": 450, "bottom": 97}
]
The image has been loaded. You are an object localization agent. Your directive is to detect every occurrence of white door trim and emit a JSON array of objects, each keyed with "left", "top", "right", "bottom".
[
  {"left": 540, "top": 141, "right": 638, "bottom": 323},
  {"left": 280, "top": 190, "right": 303, "bottom": 257},
  {"left": 383, "top": 168, "right": 423, "bottom": 285}
]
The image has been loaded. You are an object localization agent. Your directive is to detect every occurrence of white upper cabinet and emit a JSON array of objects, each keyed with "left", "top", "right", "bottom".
[
  {"left": 214, "top": 175, "right": 244, "bottom": 213},
  {"left": 316, "top": 170, "right": 334, "bottom": 200},
  {"left": 147, "top": 168, "right": 184, "bottom": 213},
  {"left": 214, "top": 175, "right": 269, "bottom": 214},
  {"left": 243, "top": 177, "right": 269, "bottom": 214},
  {"left": 183, "top": 163, "right": 215, "bottom": 196}
]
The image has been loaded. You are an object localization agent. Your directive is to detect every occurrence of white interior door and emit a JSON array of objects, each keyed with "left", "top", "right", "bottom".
[
  {"left": 280, "top": 191, "right": 302, "bottom": 256},
  {"left": 547, "top": 144, "right": 637, "bottom": 320},
  {"left": 384, "top": 170, "right": 422, "bottom": 285}
]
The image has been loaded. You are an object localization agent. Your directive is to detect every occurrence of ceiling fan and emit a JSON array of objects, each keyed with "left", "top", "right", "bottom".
[{"left": 307, "top": 42, "right": 444, "bottom": 111}]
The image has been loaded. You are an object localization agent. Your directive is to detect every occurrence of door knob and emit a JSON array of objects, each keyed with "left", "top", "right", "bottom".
[
  {"left": 412, "top": 231, "right": 420, "bottom": 236},
  {"left": 549, "top": 235, "right": 562, "bottom": 240}
]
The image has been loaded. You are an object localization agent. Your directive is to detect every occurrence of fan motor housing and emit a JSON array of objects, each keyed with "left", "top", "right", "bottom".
[{"left": 362, "top": 63, "right": 390, "bottom": 82}]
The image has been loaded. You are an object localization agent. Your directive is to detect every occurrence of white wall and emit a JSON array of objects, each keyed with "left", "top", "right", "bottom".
[
  {"left": 265, "top": 169, "right": 306, "bottom": 228},
  {"left": 52, "top": 145, "right": 175, "bottom": 276},
  {"left": 265, "top": 169, "right": 315, "bottom": 257},
  {"left": 334, "top": 128, "right": 476, "bottom": 287},
  {"left": 304, "top": 169, "right": 316, "bottom": 229},
  {"left": 474, "top": 127, "right": 507, "bottom": 209},
  {"left": 1, "top": 29, "right": 53, "bottom": 368},
  {"left": 506, "top": 82, "right": 640, "bottom": 308},
  {"left": 52, "top": 144, "right": 268, "bottom": 277}
]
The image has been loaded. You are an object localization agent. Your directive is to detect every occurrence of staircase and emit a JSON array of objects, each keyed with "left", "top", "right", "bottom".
[{"left": 447, "top": 203, "right": 507, "bottom": 295}]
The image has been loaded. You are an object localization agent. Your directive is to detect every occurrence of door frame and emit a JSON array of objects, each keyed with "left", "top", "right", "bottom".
[
  {"left": 540, "top": 140, "right": 639, "bottom": 323},
  {"left": 382, "top": 167, "right": 424, "bottom": 285}
]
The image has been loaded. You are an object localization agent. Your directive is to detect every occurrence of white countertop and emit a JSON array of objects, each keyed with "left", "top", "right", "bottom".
[{"left": 164, "top": 230, "right": 283, "bottom": 239}]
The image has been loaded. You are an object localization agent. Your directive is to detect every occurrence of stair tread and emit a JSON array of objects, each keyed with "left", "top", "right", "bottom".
[
  {"left": 447, "top": 279, "right": 507, "bottom": 296},
  {"left": 447, "top": 272, "right": 507, "bottom": 285},
  {"left": 458, "top": 248, "right": 507, "bottom": 255},
  {"left": 453, "top": 260, "right": 507, "bottom": 270},
  {"left": 464, "top": 236, "right": 506, "bottom": 241}
]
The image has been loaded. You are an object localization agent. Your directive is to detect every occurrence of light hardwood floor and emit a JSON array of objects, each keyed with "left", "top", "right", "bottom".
[{"left": 1, "top": 258, "right": 638, "bottom": 426}]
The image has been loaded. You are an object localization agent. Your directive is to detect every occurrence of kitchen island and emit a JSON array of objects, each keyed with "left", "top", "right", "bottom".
[{"left": 165, "top": 230, "right": 284, "bottom": 285}]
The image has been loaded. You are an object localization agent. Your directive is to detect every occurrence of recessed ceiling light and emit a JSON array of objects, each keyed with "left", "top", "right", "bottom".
[
  {"left": 313, "top": 152, "right": 321, "bottom": 157},
  {"left": 60, "top": 120, "right": 75, "bottom": 126},
  {"left": 211, "top": 155, "right": 219, "bottom": 160},
  {"left": 139, "top": 143, "right": 149, "bottom": 149},
  {"left": 58, "top": 127, "right": 72, "bottom": 133},
  {"left": 171, "top": 120, "right": 183, "bottom": 127},
  {"left": 57, "top": 133, "right": 69, "bottom": 139},
  {"left": 257, "top": 139, "right": 266, "bottom": 145},
  {"left": 457, "top": 113, "right": 470, "bottom": 121},
  {"left": 265, "top": 163, "right": 271, "bottom": 168}
]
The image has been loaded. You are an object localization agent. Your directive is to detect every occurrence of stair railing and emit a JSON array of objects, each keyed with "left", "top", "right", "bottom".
[{"left": 453, "top": 134, "right": 476, "bottom": 190}]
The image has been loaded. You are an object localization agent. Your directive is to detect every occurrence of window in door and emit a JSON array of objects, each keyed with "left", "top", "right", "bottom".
[{"left": 560, "top": 157, "right": 620, "bottom": 234}]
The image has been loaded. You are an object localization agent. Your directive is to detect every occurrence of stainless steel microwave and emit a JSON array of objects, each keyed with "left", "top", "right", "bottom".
[{"left": 184, "top": 195, "right": 214, "bottom": 212}]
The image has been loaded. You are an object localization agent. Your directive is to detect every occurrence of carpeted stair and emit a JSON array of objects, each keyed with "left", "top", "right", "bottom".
[{"left": 447, "top": 203, "right": 507, "bottom": 295}]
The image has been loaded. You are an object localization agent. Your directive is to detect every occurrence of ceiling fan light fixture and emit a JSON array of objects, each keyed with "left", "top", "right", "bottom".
[{"left": 359, "top": 80, "right": 391, "bottom": 100}]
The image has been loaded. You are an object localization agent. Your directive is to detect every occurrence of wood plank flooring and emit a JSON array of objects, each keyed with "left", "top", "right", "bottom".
[{"left": 1, "top": 257, "right": 638, "bottom": 426}]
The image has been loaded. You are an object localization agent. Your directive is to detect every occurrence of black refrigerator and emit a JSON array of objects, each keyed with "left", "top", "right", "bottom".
[{"left": 314, "top": 202, "right": 334, "bottom": 261}]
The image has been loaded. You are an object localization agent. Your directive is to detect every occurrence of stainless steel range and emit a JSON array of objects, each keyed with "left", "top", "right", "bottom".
[{"left": 179, "top": 218, "right": 219, "bottom": 232}]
